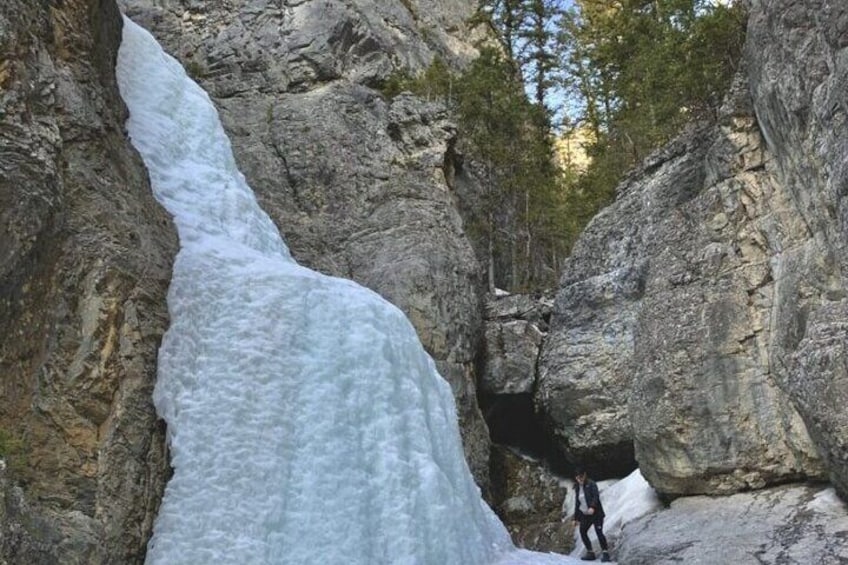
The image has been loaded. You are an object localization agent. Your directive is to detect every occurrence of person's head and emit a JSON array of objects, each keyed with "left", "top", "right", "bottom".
[{"left": 574, "top": 466, "right": 588, "bottom": 484}]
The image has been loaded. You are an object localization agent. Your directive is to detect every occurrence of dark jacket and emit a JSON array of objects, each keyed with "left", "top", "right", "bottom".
[{"left": 573, "top": 479, "right": 605, "bottom": 519}]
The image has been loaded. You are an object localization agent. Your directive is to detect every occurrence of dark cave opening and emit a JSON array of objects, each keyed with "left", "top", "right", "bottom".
[
  {"left": 478, "top": 392, "right": 569, "bottom": 474},
  {"left": 478, "top": 391, "right": 638, "bottom": 481}
]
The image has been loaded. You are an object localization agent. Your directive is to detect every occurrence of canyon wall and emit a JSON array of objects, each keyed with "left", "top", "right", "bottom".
[
  {"left": 537, "top": 0, "right": 848, "bottom": 499},
  {"left": 0, "top": 1, "right": 177, "bottom": 562},
  {"left": 4, "top": 0, "right": 848, "bottom": 562}
]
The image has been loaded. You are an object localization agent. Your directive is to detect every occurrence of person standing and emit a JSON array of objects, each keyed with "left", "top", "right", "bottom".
[{"left": 571, "top": 467, "right": 610, "bottom": 562}]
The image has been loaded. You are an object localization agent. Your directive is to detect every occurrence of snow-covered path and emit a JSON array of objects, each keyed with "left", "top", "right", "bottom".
[{"left": 117, "top": 16, "right": 577, "bottom": 565}]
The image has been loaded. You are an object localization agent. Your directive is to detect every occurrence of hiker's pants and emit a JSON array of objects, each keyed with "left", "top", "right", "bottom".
[{"left": 578, "top": 512, "right": 608, "bottom": 552}]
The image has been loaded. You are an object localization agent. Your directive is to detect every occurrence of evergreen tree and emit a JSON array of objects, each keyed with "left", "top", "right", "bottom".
[
  {"left": 478, "top": 0, "right": 527, "bottom": 64},
  {"left": 557, "top": 0, "right": 747, "bottom": 245},
  {"left": 454, "top": 48, "right": 566, "bottom": 290},
  {"left": 379, "top": 48, "right": 568, "bottom": 291},
  {"left": 520, "top": 0, "right": 561, "bottom": 114},
  {"left": 564, "top": 0, "right": 747, "bottom": 162},
  {"left": 389, "top": 0, "right": 746, "bottom": 289}
]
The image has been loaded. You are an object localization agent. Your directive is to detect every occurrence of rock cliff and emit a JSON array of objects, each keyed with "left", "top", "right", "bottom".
[
  {"left": 118, "top": 0, "right": 493, "bottom": 486},
  {"left": 745, "top": 0, "right": 848, "bottom": 501},
  {"left": 0, "top": 1, "right": 502, "bottom": 560},
  {"left": 0, "top": 1, "right": 177, "bottom": 562},
  {"left": 537, "top": 0, "right": 848, "bottom": 499}
]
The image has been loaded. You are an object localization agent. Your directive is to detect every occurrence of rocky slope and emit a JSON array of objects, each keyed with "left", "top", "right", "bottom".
[
  {"left": 537, "top": 0, "right": 848, "bottom": 499},
  {"left": 488, "top": 446, "right": 571, "bottom": 555},
  {"left": 617, "top": 483, "right": 848, "bottom": 564},
  {"left": 118, "top": 0, "right": 494, "bottom": 486},
  {"left": 0, "top": 1, "right": 177, "bottom": 562}
]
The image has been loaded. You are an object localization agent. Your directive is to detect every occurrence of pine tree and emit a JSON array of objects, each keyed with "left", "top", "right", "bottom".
[
  {"left": 521, "top": 0, "right": 561, "bottom": 114},
  {"left": 411, "top": 0, "right": 747, "bottom": 286},
  {"left": 556, "top": 0, "right": 747, "bottom": 241}
]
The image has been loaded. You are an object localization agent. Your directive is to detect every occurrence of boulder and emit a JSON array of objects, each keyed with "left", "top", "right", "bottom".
[
  {"left": 537, "top": 0, "right": 848, "bottom": 495},
  {"left": 481, "top": 292, "right": 553, "bottom": 396},
  {"left": 484, "top": 292, "right": 554, "bottom": 330},
  {"left": 617, "top": 484, "right": 848, "bottom": 564},
  {"left": 538, "top": 76, "right": 823, "bottom": 491},
  {"left": 480, "top": 293, "right": 554, "bottom": 460},
  {"left": 482, "top": 319, "right": 543, "bottom": 395}
]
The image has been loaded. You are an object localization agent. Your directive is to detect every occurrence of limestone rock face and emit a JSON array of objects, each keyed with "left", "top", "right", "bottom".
[
  {"left": 625, "top": 94, "right": 823, "bottom": 494},
  {"left": 118, "top": 0, "right": 492, "bottom": 486},
  {"left": 746, "top": 0, "right": 848, "bottom": 501},
  {"left": 536, "top": 11, "right": 848, "bottom": 490},
  {"left": 482, "top": 319, "right": 543, "bottom": 395},
  {"left": 122, "top": 0, "right": 478, "bottom": 95},
  {"left": 616, "top": 484, "right": 848, "bottom": 564},
  {"left": 481, "top": 293, "right": 552, "bottom": 395},
  {"left": 479, "top": 293, "right": 554, "bottom": 461},
  {"left": 0, "top": 2, "right": 177, "bottom": 563}
]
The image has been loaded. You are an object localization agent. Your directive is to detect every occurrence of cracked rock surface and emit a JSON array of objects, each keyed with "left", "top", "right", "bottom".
[
  {"left": 537, "top": 72, "right": 821, "bottom": 489},
  {"left": 0, "top": 2, "right": 177, "bottom": 563},
  {"left": 536, "top": 0, "right": 848, "bottom": 496},
  {"left": 481, "top": 292, "right": 553, "bottom": 396},
  {"left": 617, "top": 483, "right": 848, "bottom": 564}
]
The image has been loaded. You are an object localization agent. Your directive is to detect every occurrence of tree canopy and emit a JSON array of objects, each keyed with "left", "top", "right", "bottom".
[
  {"left": 382, "top": 0, "right": 746, "bottom": 292},
  {"left": 381, "top": 48, "right": 569, "bottom": 291},
  {"left": 562, "top": 0, "right": 747, "bottom": 191}
]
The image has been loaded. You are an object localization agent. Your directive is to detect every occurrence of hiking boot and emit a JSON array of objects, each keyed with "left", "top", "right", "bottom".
[
  {"left": 580, "top": 552, "right": 596, "bottom": 561},
  {"left": 600, "top": 551, "right": 611, "bottom": 562}
]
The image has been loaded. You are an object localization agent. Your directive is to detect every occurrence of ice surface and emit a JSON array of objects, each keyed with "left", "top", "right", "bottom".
[{"left": 116, "top": 17, "right": 578, "bottom": 565}]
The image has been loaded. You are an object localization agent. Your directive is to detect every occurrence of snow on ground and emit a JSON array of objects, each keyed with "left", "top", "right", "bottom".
[
  {"left": 597, "top": 470, "right": 662, "bottom": 539},
  {"left": 807, "top": 487, "right": 848, "bottom": 514},
  {"left": 117, "top": 16, "right": 579, "bottom": 565},
  {"left": 563, "top": 469, "right": 662, "bottom": 561}
]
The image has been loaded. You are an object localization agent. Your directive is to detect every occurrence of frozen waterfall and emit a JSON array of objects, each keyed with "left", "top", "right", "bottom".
[{"left": 117, "top": 16, "right": 576, "bottom": 565}]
